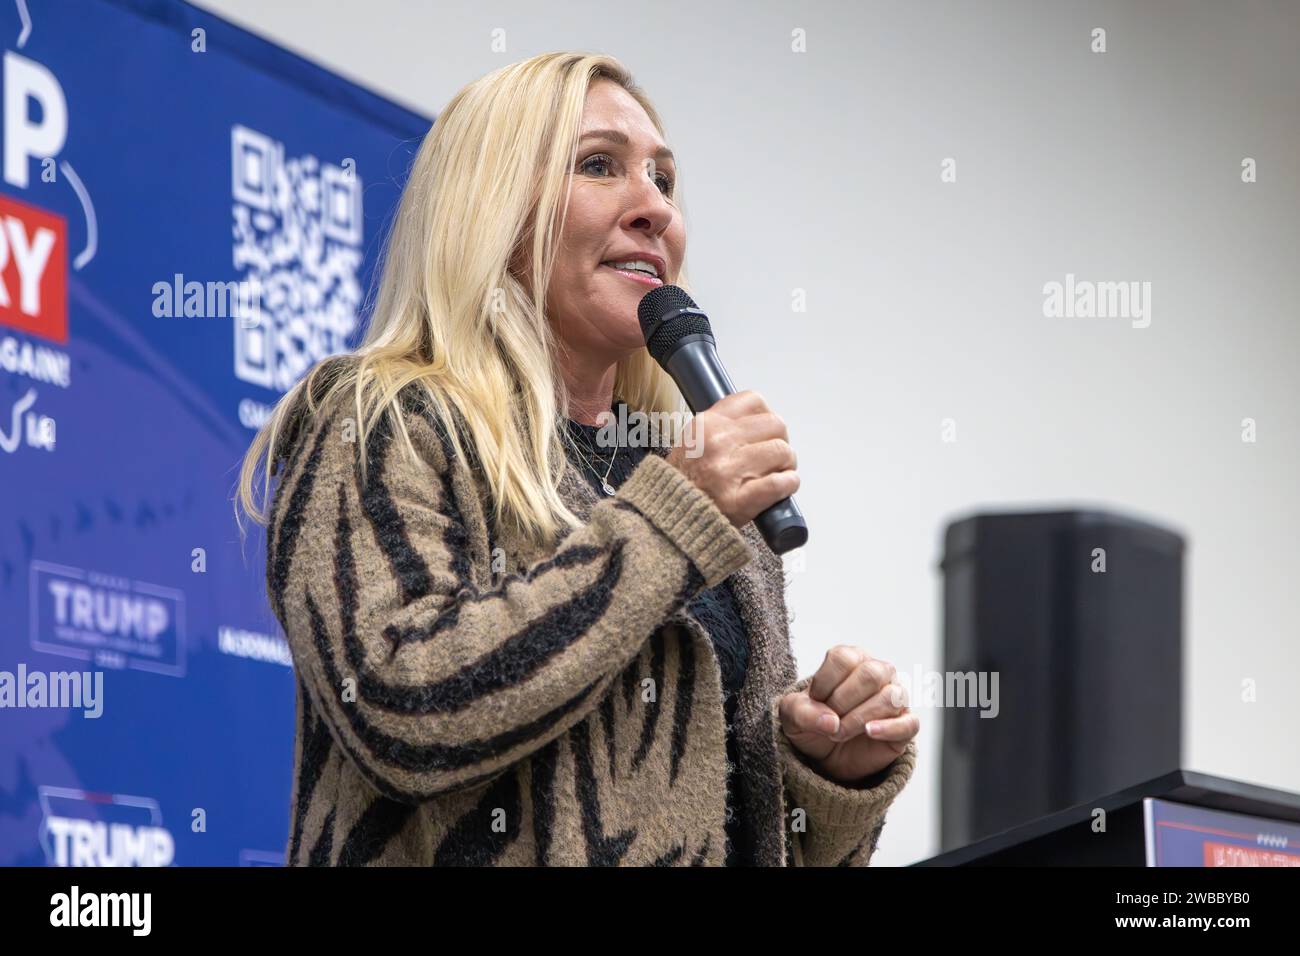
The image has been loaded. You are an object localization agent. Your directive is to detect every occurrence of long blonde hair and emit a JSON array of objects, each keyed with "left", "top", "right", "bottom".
[{"left": 235, "top": 52, "right": 690, "bottom": 547}]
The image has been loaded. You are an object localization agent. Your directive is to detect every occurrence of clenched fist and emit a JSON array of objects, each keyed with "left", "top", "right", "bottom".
[{"left": 778, "top": 646, "right": 919, "bottom": 784}]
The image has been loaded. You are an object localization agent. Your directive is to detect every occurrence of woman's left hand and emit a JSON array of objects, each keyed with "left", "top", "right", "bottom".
[{"left": 778, "top": 646, "right": 920, "bottom": 784}]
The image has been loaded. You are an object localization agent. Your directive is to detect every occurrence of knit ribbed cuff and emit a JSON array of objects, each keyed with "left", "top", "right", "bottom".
[
  {"left": 615, "top": 453, "right": 753, "bottom": 587},
  {"left": 772, "top": 676, "right": 918, "bottom": 829}
]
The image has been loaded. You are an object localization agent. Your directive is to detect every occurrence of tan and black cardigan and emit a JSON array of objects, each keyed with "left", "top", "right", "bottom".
[{"left": 265, "top": 373, "right": 916, "bottom": 866}]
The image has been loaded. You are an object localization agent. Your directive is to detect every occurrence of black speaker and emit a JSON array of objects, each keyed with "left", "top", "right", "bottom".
[{"left": 939, "top": 510, "right": 1185, "bottom": 851}]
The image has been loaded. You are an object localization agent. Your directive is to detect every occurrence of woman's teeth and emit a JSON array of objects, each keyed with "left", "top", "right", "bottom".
[{"left": 602, "top": 260, "right": 659, "bottom": 278}]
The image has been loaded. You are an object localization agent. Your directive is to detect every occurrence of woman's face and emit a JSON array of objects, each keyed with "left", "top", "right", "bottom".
[{"left": 545, "top": 79, "right": 684, "bottom": 360}]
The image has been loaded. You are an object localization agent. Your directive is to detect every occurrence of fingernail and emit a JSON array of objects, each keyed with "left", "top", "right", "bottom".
[
  {"left": 866, "top": 722, "right": 880, "bottom": 737},
  {"left": 817, "top": 713, "right": 839, "bottom": 735}
]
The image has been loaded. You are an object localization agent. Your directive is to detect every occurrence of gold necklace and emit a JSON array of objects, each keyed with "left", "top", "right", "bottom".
[{"left": 565, "top": 424, "right": 618, "bottom": 495}]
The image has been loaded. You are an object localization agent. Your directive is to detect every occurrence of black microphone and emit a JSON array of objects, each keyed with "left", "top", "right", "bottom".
[{"left": 638, "top": 285, "right": 808, "bottom": 555}]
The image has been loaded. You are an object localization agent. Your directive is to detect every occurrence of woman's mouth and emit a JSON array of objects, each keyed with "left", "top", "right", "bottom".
[{"left": 600, "top": 262, "right": 664, "bottom": 287}]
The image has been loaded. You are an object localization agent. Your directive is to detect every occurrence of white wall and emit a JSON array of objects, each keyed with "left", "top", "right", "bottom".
[{"left": 197, "top": 0, "right": 1300, "bottom": 865}]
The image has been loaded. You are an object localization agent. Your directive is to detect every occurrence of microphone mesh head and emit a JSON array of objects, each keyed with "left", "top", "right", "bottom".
[{"left": 638, "top": 285, "right": 714, "bottom": 364}]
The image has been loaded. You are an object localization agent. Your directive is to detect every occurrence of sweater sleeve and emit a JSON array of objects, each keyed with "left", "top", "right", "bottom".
[
  {"left": 771, "top": 675, "right": 917, "bottom": 867},
  {"left": 267, "top": 394, "right": 754, "bottom": 803}
]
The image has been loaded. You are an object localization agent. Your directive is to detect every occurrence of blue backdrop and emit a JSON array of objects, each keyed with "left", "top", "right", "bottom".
[{"left": 0, "top": 0, "right": 430, "bottom": 865}]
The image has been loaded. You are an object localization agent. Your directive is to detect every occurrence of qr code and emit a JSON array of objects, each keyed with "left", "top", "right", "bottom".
[{"left": 230, "top": 124, "right": 364, "bottom": 392}]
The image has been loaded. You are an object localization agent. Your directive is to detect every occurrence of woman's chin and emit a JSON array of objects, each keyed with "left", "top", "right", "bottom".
[{"left": 581, "top": 306, "right": 648, "bottom": 350}]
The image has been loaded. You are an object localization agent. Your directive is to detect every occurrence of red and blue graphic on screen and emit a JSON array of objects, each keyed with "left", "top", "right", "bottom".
[
  {"left": 0, "top": 0, "right": 430, "bottom": 865},
  {"left": 1146, "top": 799, "right": 1300, "bottom": 867}
]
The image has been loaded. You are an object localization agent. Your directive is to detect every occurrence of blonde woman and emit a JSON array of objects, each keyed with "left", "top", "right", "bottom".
[{"left": 237, "top": 52, "right": 918, "bottom": 867}]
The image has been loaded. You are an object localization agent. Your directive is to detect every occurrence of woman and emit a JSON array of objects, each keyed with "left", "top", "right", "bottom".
[{"left": 237, "top": 52, "right": 917, "bottom": 866}]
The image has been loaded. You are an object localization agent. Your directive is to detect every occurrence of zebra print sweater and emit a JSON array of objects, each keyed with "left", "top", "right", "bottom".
[{"left": 265, "top": 378, "right": 916, "bottom": 866}]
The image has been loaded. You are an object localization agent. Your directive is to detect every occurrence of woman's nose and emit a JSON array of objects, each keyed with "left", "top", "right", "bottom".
[{"left": 620, "top": 163, "right": 674, "bottom": 236}]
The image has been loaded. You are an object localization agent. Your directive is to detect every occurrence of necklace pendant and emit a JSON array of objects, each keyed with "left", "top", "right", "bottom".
[{"left": 601, "top": 479, "right": 616, "bottom": 496}]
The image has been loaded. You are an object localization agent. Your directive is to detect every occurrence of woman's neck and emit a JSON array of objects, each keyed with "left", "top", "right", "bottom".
[{"left": 560, "top": 358, "right": 619, "bottom": 426}]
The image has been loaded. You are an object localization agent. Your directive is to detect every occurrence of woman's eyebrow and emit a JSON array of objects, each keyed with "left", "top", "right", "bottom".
[{"left": 579, "top": 128, "right": 674, "bottom": 162}]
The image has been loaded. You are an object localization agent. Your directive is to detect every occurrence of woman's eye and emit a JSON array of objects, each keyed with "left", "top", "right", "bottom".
[
  {"left": 579, "top": 154, "right": 674, "bottom": 197},
  {"left": 580, "top": 155, "right": 613, "bottom": 177}
]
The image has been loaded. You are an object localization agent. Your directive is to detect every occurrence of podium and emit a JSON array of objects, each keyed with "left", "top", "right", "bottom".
[{"left": 916, "top": 770, "right": 1300, "bottom": 866}]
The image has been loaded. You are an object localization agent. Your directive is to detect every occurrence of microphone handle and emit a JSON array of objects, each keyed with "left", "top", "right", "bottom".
[{"left": 663, "top": 338, "right": 808, "bottom": 554}]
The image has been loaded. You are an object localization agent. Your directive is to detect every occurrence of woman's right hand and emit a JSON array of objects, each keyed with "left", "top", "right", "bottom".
[{"left": 665, "top": 390, "right": 800, "bottom": 528}]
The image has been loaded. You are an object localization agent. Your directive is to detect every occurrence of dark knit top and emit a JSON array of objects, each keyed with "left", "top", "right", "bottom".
[{"left": 562, "top": 400, "right": 753, "bottom": 865}]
